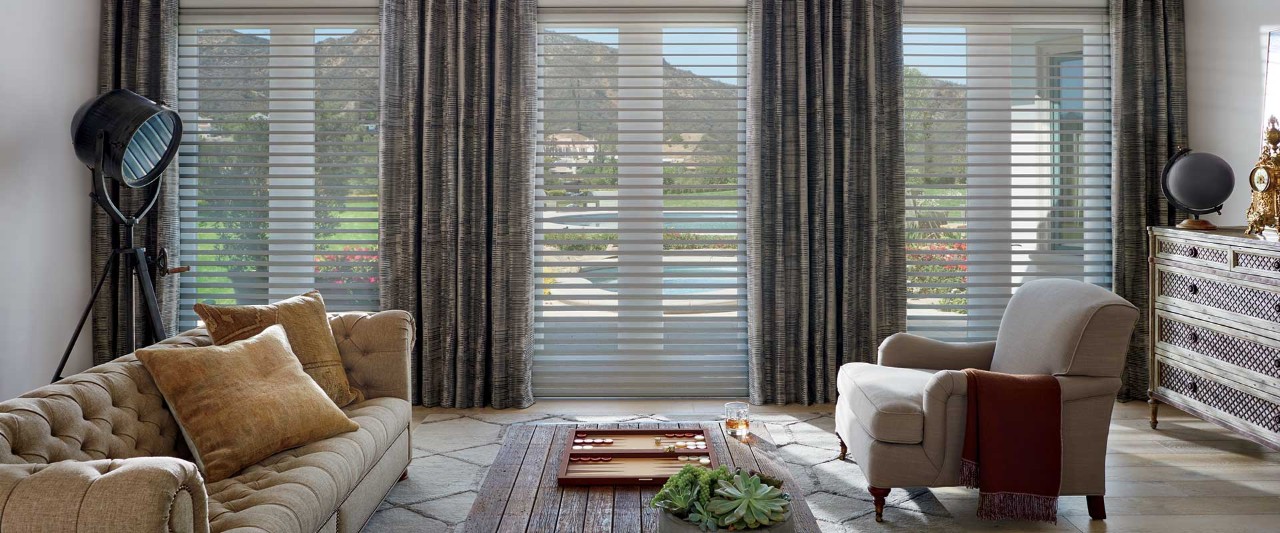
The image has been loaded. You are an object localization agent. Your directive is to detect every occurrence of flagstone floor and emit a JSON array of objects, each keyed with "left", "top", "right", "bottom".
[{"left": 364, "top": 400, "right": 1280, "bottom": 533}]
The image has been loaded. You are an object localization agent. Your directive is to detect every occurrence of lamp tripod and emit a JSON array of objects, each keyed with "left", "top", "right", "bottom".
[{"left": 52, "top": 132, "right": 187, "bottom": 382}]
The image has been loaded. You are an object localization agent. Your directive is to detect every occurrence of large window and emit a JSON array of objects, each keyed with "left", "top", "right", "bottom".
[
  {"left": 534, "top": 7, "right": 748, "bottom": 396},
  {"left": 176, "top": 8, "right": 380, "bottom": 328},
  {"left": 903, "top": 6, "right": 1112, "bottom": 341}
]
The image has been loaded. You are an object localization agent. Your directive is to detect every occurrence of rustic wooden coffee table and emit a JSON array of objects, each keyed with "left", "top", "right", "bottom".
[{"left": 462, "top": 421, "right": 821, "bottom": 532}]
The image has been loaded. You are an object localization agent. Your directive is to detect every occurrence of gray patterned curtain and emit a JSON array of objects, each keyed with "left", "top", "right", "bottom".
[
  {"left": 380, "top": 0, "right": 536, "bottom": 408},
  {"left": 92, "top": 0, "right": 180, "bottom": 364},
  {"left": 747, "top": 0, "right": 905, "bottom": 405},
  {"left": 1110, "top": 0, "right": 1187, "bottom": 401}
]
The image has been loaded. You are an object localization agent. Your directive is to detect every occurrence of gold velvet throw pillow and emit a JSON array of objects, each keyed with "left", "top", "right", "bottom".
[
  {"left": 137, "top": 325, "right": 360, "bottom": 482},
  {"left": 194, "top": 290, "right": 362, "bottom": 407}
]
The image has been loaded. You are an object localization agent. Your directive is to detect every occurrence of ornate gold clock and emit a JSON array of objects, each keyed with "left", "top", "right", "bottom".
[{"left": 1246, "top": 117, "right": 1280, "bottom": 235}]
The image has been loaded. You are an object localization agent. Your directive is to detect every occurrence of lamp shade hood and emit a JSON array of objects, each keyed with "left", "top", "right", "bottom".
[{"left": 71, "top": 89, "right": 182, "bottom": 188}]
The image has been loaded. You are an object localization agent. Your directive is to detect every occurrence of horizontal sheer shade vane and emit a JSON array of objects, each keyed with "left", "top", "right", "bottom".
[
  {"left": 903, "top": 7, "right": 1112, "bottom": 342},
  {"left": 533, "top": 10, "right": 748, "bottom": 397},
  {"left": 175, "top": 12, "right": 380, "bottom": 328}
]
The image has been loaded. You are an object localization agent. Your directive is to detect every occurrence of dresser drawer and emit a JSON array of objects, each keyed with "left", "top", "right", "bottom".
[
  {"left": 1156, "top": 358, "right": 1280, "bottom": 434},
  {"left": 1235, "top": 248, "right": 1280, "bottom": 279},
  {"left": 1157, "top": 267, "right": 1280, "bottom": 325},
  {"left": 1155, "top": 236, "right": 1231, "bottom": 268},
  {"left": 1156, "top": 312, "right": 1280, "bottom": 382}
]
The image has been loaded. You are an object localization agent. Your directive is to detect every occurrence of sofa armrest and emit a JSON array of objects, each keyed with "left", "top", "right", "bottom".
[
  {"left": 330, "top": 310, "right": 416, "bottom": 401},
  {"left": 0, "top": 457, "right": 208, "bottom": 533},
  {"left": 878, "top": 333, "right": 996, "bottom": 371}
]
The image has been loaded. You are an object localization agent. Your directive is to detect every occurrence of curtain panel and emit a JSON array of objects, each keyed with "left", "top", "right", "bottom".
[
  {"left": 380, "top": 0, "right": 537, "bottom": 409},
  {"left": 747, "top": 0, "right": 905, "bottom": 405},
  {"left": 1110, "top": 0, "right": 1188, "bottom": 401},
  {"left": 92, "top": 0, "right": 181, "bottom": 365}
]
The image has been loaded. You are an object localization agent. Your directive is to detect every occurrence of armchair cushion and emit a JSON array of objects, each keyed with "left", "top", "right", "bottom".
[{"left": 837, "top": 363, "right": 935, "bottom": 444}]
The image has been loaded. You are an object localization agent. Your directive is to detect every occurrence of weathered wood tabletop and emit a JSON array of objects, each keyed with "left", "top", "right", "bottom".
[{"left": 463, "top": 421, "right": 821, "bottom": 532}]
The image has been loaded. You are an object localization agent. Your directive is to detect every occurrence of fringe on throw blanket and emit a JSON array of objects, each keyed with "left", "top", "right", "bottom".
[{"left": 977, "top": 492, "right": 1059, "bottom": 523}]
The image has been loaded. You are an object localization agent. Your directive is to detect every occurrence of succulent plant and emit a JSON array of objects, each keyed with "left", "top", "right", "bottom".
[
  {"left": 687, "top": 501, "right": 720, "bottom": 532},
  {"left": 653, "top": 482, "right": 697, "bottom": 516},
  {"left": 707, "top": 471, "right": 791, "bottom": 530}
]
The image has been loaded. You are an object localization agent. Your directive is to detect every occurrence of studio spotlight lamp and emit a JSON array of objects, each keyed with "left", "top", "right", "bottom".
[{"left": 54, "top": 89, "right": 186, "bottom": 382}]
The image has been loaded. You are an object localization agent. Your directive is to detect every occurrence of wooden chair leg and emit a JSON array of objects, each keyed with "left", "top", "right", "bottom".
[
  {"left": 838, "top": 435, "right": 848, "bottom": 461},
  {"left": 1148, "top": 397, "right": 1160, "bottom": 430},
  {"left": 868, "top": 486, "right": 890, "bottom": 523},
  {"left": 399, "top": 470, "right": 409, "bottom": 482},
  {"left": 1086, "top": 495, "right": 1105, "bottom": 520}
]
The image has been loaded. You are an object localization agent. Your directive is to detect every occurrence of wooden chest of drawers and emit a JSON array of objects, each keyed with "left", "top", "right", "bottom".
[{"left": 1148, "top": 227, "right": 1280, "bottom": 450}]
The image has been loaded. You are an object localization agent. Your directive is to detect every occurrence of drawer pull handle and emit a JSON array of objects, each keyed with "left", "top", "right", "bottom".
[
  {"left": 1188, "top": 332, "right": 1200, "bottom": 344},
  {"left": 1272, "top": 259, "right": 1280, "bottom": 271},
  {"left": 1187, "top": 381, "right": 1199, "bottom": 394},
  {"left": 1273, "top": 358, "right": 1280, "bottom": 370},
  {"left": 1274, "top": 303, "right": 1280, "bottom": 315},
  {"left": 1188, "top": 284, "right": 1199, "bottom": 295},
  {"left": 1187, "top": 247, "right": 1199, "bottom": 258}
]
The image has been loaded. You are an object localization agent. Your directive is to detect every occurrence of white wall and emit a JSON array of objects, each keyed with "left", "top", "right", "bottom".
[
  {"left": 0, "top": 0, "right": 100, "bottom": 399},
  {"left": 1187, "top": 0, "right": 1280, "bottom": 226}
]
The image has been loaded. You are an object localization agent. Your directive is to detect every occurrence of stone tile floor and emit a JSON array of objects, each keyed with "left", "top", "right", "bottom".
[
  {"left": 364, "top": 400, "right": 1280, "bottom": 532},
  {"left": 365, "top": 405, "right": 949, "bottom": 532}
]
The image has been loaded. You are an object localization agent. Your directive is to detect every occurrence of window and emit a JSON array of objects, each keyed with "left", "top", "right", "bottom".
[
  {"left": 176, "top": 8, "right": 380, "bottom": 328},
  {"left": 534, "top": 7, "right": 748, "bottom": 396},
  {"left": 903, "top": 6, "right": 1112, "bottom": 341}
]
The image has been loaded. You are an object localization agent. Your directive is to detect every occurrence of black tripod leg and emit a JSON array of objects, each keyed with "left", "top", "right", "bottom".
[
  {"left": 133, "top": 248, "right": 166, "bottom": 344},
  {"left": 53, "top": 250, "right": 120, "bottom": 383}
]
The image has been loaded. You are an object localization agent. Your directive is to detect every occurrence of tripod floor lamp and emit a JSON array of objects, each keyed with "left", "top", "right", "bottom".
[{"left": 53, "top": 89, "right": 187, "bottom": 382}]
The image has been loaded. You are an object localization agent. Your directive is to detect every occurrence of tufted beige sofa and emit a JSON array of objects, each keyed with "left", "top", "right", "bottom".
[{"left": 0, "top": 310, "right": 415, "bottom": 533}]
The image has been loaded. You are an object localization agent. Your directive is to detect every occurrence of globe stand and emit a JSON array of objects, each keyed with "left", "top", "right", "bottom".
[
  {"left": 1161, "top": 147, "right": 1234, "bottom": 233},
  {"left": 1176, "top": 214, "right": 1217, "bottom": 230}
]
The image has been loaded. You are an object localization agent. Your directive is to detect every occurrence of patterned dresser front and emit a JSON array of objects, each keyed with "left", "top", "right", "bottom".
[{"left": 1149, "top": 227, "right": 1280, "bottom": 450}]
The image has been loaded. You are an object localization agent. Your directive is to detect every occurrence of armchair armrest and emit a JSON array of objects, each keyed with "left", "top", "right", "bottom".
[
  {"left": 878, "top": 333, "right": 996, "bottom": 371},
  {"left": 330, "top": 310, "right": 416, "bottom": 401},
  {"left": 0, "top": 457, "right": 208, "bottom": 533}
]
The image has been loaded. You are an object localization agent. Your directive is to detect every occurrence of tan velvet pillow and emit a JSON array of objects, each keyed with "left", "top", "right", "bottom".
[
  {"left": 194, "top": 290, "right": 362, "bottom": 407},
  {"left": 137, "top": 325, "right": 360, "bottom": 482}
]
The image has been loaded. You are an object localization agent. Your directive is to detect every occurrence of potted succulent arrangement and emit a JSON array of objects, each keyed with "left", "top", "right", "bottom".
[{"left": 650, "top": 465, "right": 794, "bottom": 532}]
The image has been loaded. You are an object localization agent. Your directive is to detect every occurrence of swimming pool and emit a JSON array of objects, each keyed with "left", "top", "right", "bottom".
[
  {"left": 576, "top": 264, "right": 742, "bottom": 295},
  {"left": 547, "top": 211, "right": 741, "bottom": 231}
]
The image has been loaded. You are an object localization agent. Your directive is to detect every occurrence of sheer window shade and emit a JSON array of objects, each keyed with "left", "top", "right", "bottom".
[
  {"left": 534, "top": 9, "right": 749, "bottom": 397},
  {"left": 176, "top": 9, "right": 380, "bottom": 329},
  {"left": 903, "top": 7, "right": 1112, "bottom": 341}
]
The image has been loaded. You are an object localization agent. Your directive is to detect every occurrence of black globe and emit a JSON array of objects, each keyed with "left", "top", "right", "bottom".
[{"left": 1162, "top": 150, "right": 1235, "bottom": 215}]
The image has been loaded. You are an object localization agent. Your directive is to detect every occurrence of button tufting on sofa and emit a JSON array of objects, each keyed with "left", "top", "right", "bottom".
[{"left": 0, "top": 310, "right": 414, "bottom": 533}]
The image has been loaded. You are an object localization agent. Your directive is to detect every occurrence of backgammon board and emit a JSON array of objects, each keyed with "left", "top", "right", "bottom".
[{"left": 556, "top": 428, "right": 722, "bottom": 486}]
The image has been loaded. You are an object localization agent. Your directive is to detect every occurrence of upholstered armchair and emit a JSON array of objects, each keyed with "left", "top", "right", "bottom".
[{"left": 834, "top": 279, "right": 1139, "bottom": 522}]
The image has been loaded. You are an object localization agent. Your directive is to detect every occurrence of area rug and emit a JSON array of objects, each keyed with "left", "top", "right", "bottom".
[{"left": 367, "top": 412, "right": 954, "bottom": 532}]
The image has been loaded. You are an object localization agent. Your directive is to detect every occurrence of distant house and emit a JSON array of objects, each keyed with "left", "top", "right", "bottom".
[{"left": 545, "top": 130, "right": 598, "bottom": 175}]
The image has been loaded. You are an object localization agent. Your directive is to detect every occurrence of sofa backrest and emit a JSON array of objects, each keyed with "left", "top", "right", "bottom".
[
  {"left": 0, "top": 356, "right": 185, "bottom": 464},
  {"left": 989, "top": 279, "right": 1139, "bottom": 377},
  {"left": 0, "top": 310, "right": 413, "bottom": 465}
]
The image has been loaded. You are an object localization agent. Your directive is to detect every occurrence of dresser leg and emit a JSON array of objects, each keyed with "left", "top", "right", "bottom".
[
  {"left": 1148, "top": 397, "right": 1160, "bottom": 430},
  {"left": 838, "top": 435, "right": 848, "bottom": 461},
  {"left": 868, "top": 486, "right": 890, "bottom": 522},
  {"left": 399, "top": 470, "right": 409, "bottom": 482}
]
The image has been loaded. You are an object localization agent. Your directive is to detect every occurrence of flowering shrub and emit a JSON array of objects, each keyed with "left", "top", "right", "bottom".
[
  {"left": 315, "top": 245, "right": 378, "bottom": 285},
  {"left": 907, "top": 240, "right": 968, "bottom": 312}
]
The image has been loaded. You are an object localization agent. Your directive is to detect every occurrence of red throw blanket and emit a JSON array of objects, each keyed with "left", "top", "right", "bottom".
[{"left": 960, "top": 369, "right": 1062, "bottom": 523}]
